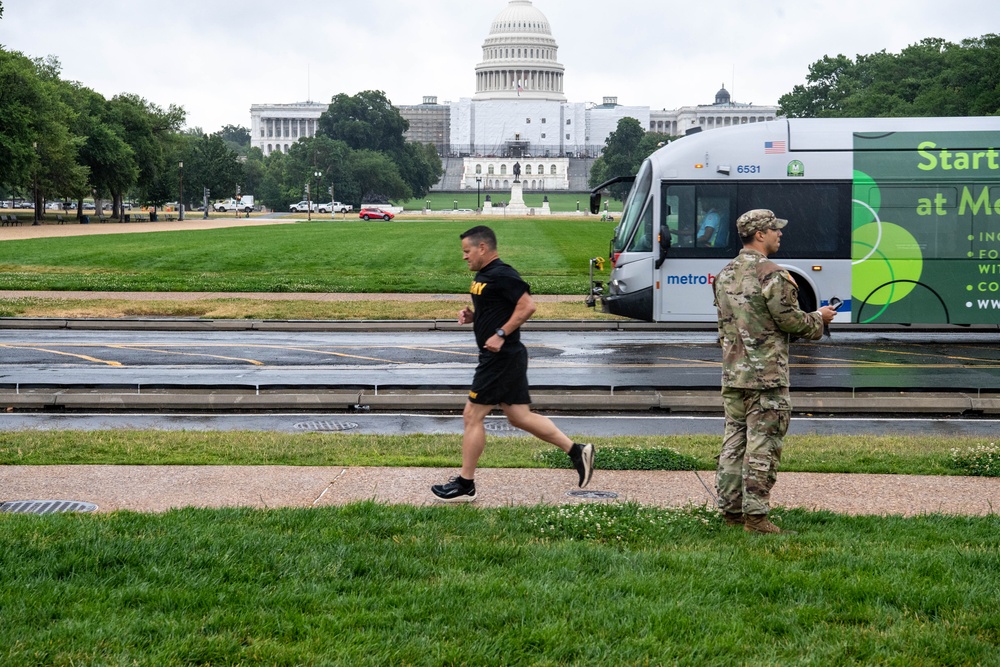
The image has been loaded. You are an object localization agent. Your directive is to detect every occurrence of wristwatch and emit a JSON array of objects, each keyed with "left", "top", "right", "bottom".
[{"left": 495, "top": 328, "right": 506, "bottom": 338}]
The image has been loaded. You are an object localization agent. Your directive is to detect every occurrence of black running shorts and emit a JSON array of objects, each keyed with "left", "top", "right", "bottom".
[{"left": 468, "top": 347, "right": 531, "bottom": 406}]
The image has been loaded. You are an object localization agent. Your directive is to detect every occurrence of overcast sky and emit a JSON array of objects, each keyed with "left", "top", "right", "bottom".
[{"left": 3, "top": 0, "right": 999, "bottom": 133}]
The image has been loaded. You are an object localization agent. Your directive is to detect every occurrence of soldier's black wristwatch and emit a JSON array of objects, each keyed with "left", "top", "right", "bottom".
[{"left": 495, "top": 328, "right": 506, "bottom": 338}]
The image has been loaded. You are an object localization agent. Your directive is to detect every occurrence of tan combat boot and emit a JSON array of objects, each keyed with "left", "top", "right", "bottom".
[
  {"left": 744, "top": 514, "right": 796, "bottom": 535},
  {"left": 723, "top": 512, "right": 745, "bottom": 527}
]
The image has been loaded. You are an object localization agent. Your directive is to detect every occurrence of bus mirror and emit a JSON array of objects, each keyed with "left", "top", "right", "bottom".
[
  {"left": 660, "top": 231, "right": 672, "bottom": 250},
  {"left": 589, "top": 192, "right": 602, "bottom": 215},
  {"left": 655, "top": 230, "right": 671, "bottom": 269}
]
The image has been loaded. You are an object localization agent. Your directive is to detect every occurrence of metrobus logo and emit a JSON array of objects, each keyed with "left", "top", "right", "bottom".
[{"left": 666, "top": 273, "right": 716, "bottom": 285}]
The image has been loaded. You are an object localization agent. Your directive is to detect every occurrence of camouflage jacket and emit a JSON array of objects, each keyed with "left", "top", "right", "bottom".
[{"left": 714, "top": 249, "right": 824, "bottom": 389}]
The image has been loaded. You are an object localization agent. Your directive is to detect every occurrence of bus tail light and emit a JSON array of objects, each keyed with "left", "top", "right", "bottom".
[{"left": 612, "top": 252, "right": 621, "bottom": 267}]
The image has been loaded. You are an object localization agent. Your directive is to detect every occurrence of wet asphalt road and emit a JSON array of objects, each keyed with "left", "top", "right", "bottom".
[
  {"left": 1, "top": 327, "right": 998, "bottom": 435},
  {"left": 1, "top": 328, "right": 999, "bottom": 391}
]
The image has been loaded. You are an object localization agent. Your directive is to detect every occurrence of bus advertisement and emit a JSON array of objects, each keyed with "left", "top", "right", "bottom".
[{"left": 593, "top": 117, "right": 1000, "bottom": 325}]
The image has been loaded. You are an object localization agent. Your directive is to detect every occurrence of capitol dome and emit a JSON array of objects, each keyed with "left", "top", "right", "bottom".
[{"left": 474, "top": 0, "right": 566, "bottom": 101}]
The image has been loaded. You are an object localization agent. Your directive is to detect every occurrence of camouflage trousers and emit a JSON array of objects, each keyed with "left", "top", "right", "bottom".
[{"left": 716, "top": 386, "right": 791, "bottom": 516}]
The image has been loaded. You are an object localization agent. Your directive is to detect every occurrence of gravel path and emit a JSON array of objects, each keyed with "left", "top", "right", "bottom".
[{"left": 2, "top": 466, "right": 998, "bottom": 516}]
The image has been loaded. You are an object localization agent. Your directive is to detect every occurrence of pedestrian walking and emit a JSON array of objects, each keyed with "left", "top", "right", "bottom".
[
  {"left": 713, "top": 209, "right": 837, "bottom": 533},
  {"left": 431, "top": 225, "right": 594, "bottom": 503}
]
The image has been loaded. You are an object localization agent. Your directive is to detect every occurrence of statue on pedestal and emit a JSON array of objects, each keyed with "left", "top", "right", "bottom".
[{"left": 512, "top": 161, "right": 521, "bottom": 183}]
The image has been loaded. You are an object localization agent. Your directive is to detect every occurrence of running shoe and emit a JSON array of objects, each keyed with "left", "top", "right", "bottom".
[
  {"left": 431, "top": 476, "right": 477, "bottom": 503},
  {"left": 569, "top": 443, "right": 595, "bottom": 488}
]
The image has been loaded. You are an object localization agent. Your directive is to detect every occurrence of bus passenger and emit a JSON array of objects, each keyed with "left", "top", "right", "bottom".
[
  {"left": 697, "top": 205, "right": 720, "bottom": 246},
  {"left": 713, "top": 209, "right": 837, "bottom": 533},
  {"left": 431, "top": 225, "right": 595, "bottom": 502}
]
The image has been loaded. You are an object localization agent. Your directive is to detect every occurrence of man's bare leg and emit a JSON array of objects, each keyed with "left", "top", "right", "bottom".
[{"left": 461, "top": 400, "right": 495, "bottom": 479}]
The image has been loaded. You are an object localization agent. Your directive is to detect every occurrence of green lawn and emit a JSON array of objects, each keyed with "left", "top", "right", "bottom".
[
  {"left": 0, "top": 219, "right": 615, "bottom": 294},
  {"left": 2, "top": 433, "right": 998, "bottom": 664},
  {"left": 2, "top": 504, "right": 997, "bottom": 665},
  {"left": 0, "top": 431, "right": 978, "bottom": 475}
]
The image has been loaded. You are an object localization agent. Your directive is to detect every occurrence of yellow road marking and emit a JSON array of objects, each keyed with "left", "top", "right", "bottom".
[
  {"left": 106, "top": 345, "right": 264, "bottom": 366},
  {"left": 0, "top": 344, "right": 122, "bottom": 366}
]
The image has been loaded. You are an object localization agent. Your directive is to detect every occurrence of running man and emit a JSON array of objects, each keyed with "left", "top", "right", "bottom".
[{"left": 431, "top": 225, "right": 594, "bottom": 502}]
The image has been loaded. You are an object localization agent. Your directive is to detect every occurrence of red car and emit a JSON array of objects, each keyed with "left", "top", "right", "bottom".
[{"left": 358, "top": 207, "right": 394, "bottom": 221}]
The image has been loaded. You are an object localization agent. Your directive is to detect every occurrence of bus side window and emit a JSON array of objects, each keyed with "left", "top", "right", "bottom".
[{"left": 665, "top": 188, "right": 696, "bottom": 248}]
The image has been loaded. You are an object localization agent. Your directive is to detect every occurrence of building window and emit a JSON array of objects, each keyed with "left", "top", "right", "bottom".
[
  {"left": 566, "top": 119, "right": 571, "bottom": 125},
  {"left": 526, "top": 118, "right": 531, "bottom": 123},
  {"left": 488, "top": 165, "right": 495, "bottom": 175},
  {"left": 541, "top": 133, "right": 546, "bottom": 139},
  {"left": 525, "top": 164, "right": 532, "bottom": 175},
  {"left": 537, "top": 164, "right": 543, "bottom": 174},
  {"left": 566, "top": 134, "right": 571, "bottom": 140},
  {"left": 500, "top": 164, "right": 507, "bottom": 175},
  {"left": 475, "top": 164, "right": 482, "bottom": 174},
  {"left": 541, "top": 118, "right": 546, "bottom": 123},
  {"left": 550, "top": 165, "right": 557, "bottom": 175}
]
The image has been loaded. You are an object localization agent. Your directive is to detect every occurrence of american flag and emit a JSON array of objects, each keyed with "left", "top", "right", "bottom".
[{"left": 764, "top": 140, "right": 786, "bottom": 154}]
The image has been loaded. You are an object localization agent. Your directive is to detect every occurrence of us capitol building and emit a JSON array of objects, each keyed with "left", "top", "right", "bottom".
[{"left": 249, "top": 0, "right": 778, "bottom": 192}]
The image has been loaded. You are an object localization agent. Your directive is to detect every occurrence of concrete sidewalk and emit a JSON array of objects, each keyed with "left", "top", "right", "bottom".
[{"left": 2, "top": 465, "right": 998, "bottom": 516}]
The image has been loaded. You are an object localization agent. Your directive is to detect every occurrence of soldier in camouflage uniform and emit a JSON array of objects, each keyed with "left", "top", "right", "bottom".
[{"left": 713, "top": 209, "right": 837, "bottom": 534}]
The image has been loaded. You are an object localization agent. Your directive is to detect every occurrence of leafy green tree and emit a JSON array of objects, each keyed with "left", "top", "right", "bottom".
[
  {"left": 396, "top": 141, "right": 443, "bottom": 200},
  {"left": 350, "top": 149, "right": 411, "bottom": 202},
  {"left": 181, "top": 133, "right": 242, "bottom": 209},
  {"left": 218, "top": 125, "right": 251, "bottom": 156},
  {"left": 106, "top": 94, "right": 185, "bottom": 206},
  {"left": 317, "top": 90, "right": 441, "bottom": 200},
  {"left": 242, "top": 147, "right": 266, "bottom": 202},
  {"left": 63, "top": 83, "right": 136, "bottom": 217},
  {"left": 779, "top": 34, "right": 1000, "bottom": 118},
  {"left": 318, "top": 90, "right": 408, "bottom": 154},
  {"left": 258, "top": 149, "right": 289, "bottom": 211},
  {"left": 588, "top": 118, "right": 668, "bottom": 200}
]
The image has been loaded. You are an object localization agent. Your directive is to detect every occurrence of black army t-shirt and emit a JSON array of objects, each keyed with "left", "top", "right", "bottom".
[{"left": 470, "top": 258, "right": 530, "bottom": 351}]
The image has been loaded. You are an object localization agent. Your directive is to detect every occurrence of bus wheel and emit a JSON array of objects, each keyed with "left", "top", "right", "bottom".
[{"left": 796, "top": 279, "right": 817, "bottom": 314}]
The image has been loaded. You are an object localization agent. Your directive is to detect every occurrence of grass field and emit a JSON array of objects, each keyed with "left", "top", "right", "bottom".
[
  {"left": 0, "top": 431, "right": 976, "bottom": 475},
  {"left": 0, "top": 219, "right": 615, "bottom": 294},
  {"left": 1, "top": 432, "right": 998, "bottom": 665}
]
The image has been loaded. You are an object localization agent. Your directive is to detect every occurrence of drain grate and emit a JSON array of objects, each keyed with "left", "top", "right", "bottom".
[
  {"left": 293, "top": 421, "right": 359, "bottom": 432},
  {"left": 566, "top": 490, "right": 619, "bottom": 500},
  {"left": 484, "top": 420, "right": 519, "bottom": 432},
  {"left": 1, "top": 500, "right": 99, "bottom": 515}
]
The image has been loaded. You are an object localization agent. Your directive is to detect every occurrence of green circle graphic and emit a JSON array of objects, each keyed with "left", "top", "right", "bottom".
[{"left": 852, "top": 222, "right": 924, "bottom": 305}]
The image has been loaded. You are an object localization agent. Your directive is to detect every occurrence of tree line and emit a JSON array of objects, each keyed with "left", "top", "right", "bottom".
[
  {"left": 0, "top": 41, "right": 440, "bottom": 219},
  {"left": 590, "top": 33, "right": 1000, "bottom": 198}
]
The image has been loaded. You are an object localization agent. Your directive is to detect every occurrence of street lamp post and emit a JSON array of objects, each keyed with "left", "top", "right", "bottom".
[
  {"left": 178, "top": 161, "right": 184, "bottom": 221},
  {"left": 313, "top": 170, "right": 322, "bottom": 221},
  {"left": 476, "top": 176, "right": 482, "bottom": 211},
  {"left": 32, "top": 142, "right": 39, "bottom": 225}
]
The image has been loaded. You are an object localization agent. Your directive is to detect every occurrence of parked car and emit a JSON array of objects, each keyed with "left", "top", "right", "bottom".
[
  {"left": 319, "top": 201, "right": 352, "bottom": 214},
  {"left": 215, "top": 197, "right": 254, "bottom": 213},
  {"left": 359, "top": 207, "right": 394, "bottom": 221},
  {"left": 289, "top": 200, "right": 316, "bottom": 213}
]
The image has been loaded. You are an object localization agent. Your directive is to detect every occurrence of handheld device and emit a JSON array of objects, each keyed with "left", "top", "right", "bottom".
[{"left": 828, "top": 297, "right": 843, "bottom": 310}]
